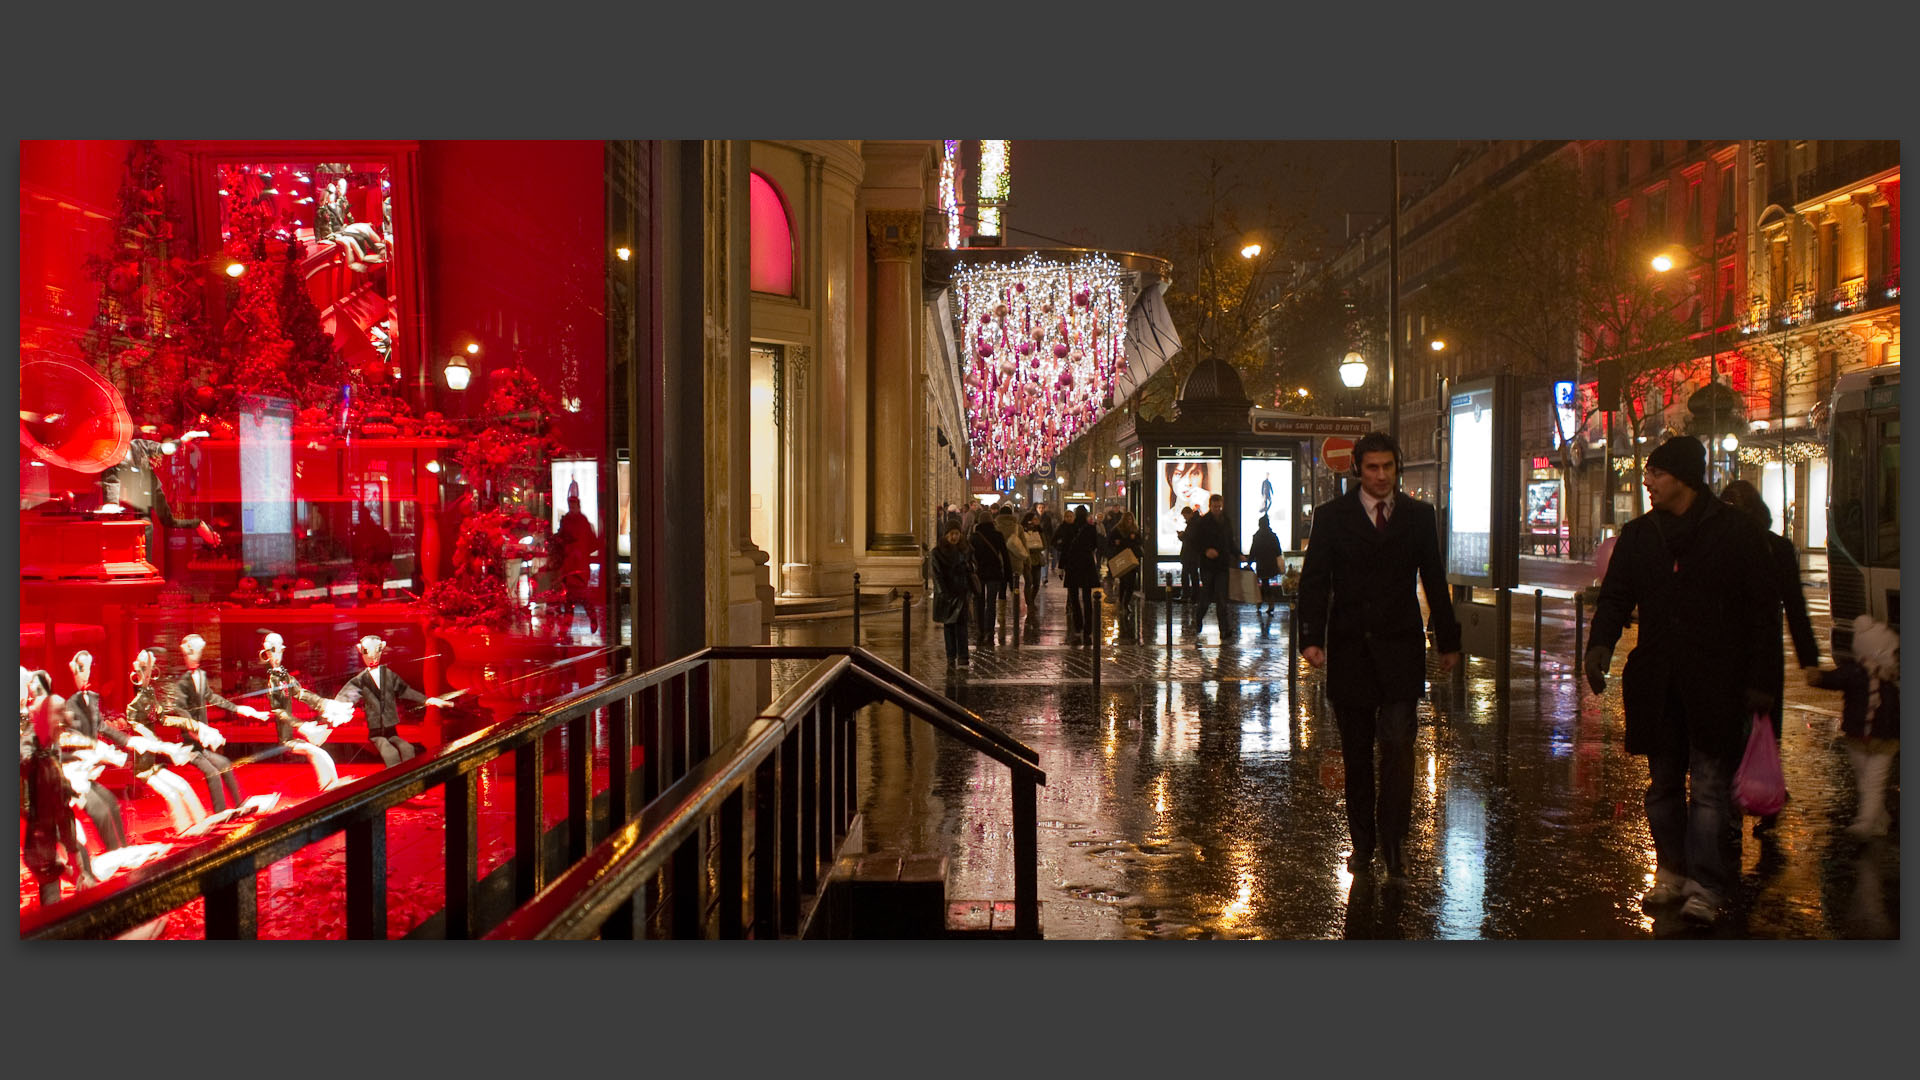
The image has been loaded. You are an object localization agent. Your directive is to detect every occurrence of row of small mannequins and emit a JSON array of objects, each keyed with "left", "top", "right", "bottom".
[{"left": 20, "top": 632, "right": 449, "bottom": 906}]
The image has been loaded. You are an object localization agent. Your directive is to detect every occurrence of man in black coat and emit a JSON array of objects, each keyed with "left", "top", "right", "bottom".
[
  {"left": 1187, "top": 494, "right": 1237, "bottom": 636},
  {"left": 970, "top": 517, "right": 1014, "bottom": 647},
  {"left": 1299, "top": 432, "right": 1461, "bottom": 883},
  {"left": 1585, "top": 435, "right": 1778, "bottom": 926}
]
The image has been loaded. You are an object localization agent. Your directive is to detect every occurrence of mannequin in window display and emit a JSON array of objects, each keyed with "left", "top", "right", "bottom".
[
  {"left": 334, "top": 636, "right": 452, "bottom": 768},
  {"left": 316, "top": 179, "right": 387, "bottom": 272},
  {"left": 548, "top": 481, "right": 601, "bottom": 635},
  {"left": 58, "top": 651, "right": 129, "bottom": 853},
  {"left": 168, "top": 634, "right": 265, "bottom": 812},
  {"left": 121, "top": 649, "right": 210, "bottom": 834},
  {"left": 257, "top": 632, "right": 353, "bottom": 790},
  {"left": 96, "top": 437, "right": 222, "bottom": 560},
  {"left": 21, "top": 668, "right": 98, "bottom": 905}
]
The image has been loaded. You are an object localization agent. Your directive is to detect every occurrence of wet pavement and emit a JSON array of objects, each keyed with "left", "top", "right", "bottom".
[{"left": 775, "top": 565, "right": 1899, "bottom": 939}]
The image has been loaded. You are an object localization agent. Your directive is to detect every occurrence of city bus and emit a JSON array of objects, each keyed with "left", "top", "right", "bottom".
[{"left": 1826, "top": 362, "right": 1899, "bottom": 659}]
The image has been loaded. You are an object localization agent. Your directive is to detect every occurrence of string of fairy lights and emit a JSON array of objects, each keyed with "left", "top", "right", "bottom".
[{"left": 954, "top": 252, "right": 1133, "bottom": 479}]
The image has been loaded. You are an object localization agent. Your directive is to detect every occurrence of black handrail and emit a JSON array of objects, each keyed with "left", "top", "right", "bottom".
[
  {"left": 492, "top": 649, "right": 1046, "bottom": 939},
  {"left": 22, "top": 645, "right": 640, "bottom": 940},
  {"left": 26, "top": 643, "right": 1045, "bottom": 940}
]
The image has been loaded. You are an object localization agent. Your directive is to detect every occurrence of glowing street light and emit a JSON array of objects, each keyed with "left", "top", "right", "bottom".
[
  {"left": 1429, "top": 339, "right": 1447, "bottom": 352},
  {"left": 444, "top": 355, "right": 472, "bottom": 391},
  {"left": 1109, "top": 454, "right": 1122, "bottom": 469},
  {"left": 1720, "top": 432, "right": 1739, "bottom": 453},
  {"left": 1240, "top": 243, "right": 1262, "bottom": 260},
  {"left": 1339, "top": 351, "right": 1368, "bottom": 388},
  {"left": 1650, "top": 253, "right": 1675, "bottom": 273}
]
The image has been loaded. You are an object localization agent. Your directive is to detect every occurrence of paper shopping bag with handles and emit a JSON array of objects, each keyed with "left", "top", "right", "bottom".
[{"left": 1733, "top": 712, "right": 1786, "bottom": 816}]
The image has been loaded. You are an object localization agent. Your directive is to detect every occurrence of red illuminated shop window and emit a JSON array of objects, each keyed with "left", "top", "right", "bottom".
[{"left": 18, "top": 141, "right": 615, "bottom": 849}]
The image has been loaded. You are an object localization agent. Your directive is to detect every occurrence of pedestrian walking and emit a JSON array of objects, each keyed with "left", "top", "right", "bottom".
[
  {"left": 993, "top": 504, "right": 1029, "bottom": 637},
  {"left": 1806, "top": 615, "right": 1899, "bottom": 839},
  {"left": 930, "top": 518, "right": 976, "bottom": 670},
  {"left": 1585, "top": 435, "right": 1779, "bottom": 926},
  {"left": 1177, "top": 505, "right": 1201, "bottom": 602},
  {"left": 1038, "top": 502, "right": 1060, "bottom": 579},
  {"left": 1247, "top": 514, "right": 1284, "bottom": 615},
  {"left": 971, "top": 511, "right": 1014, "bottom": 648},
  {"left": 1719, "top": 479, "right": 1821, "bottom": 836},
  {"left": 1186, "top": 494, "right": 1236, "bottom": 635},
  {"left": 1106, "top": 511, "right": 1145, "bottom": 613},
  {"left": 1018, "top": 509, "right": 1046, "bottom": 609},
  {"left": 1298, "top": 432, "right": 1461, "bottom": 884},
  {"left": 1059, "top": 506, "right": 1102, "bottom": 646}
]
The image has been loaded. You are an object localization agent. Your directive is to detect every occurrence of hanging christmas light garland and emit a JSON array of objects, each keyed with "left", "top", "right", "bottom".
[{"left": 953, "top": 252, "right": 1133, "bottom": 480}]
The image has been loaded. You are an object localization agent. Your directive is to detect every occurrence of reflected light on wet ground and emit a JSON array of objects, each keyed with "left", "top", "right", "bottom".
[{"left": 775, "top": 581, "right": 1897, "bottom": 939}]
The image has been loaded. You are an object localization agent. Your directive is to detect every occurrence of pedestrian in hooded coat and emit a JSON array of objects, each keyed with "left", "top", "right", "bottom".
[
  {"left": 1060, "top": 506, "right": 1102, "bottom": 645},
  {"left": 971, "top": 515, "right": 1014, "bottom": 647},
  {"left": 1247, "top": 514, "right": 1284, "bottom": 615},
  {"left": 931, "top": 517, "right": 976, "bottom": 669},
  {"left": 1719, "top": 479, "right": 1821, "bottom": 837},
  {"left": 1586, "top": 435, "right": 1779, "bottom": 926}
]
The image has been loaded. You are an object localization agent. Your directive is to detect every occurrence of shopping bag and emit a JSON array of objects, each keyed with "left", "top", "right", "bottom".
[
  {"left": 1228, "top": 568, "right": 1260, "bottom": 604},
  {"left": 1733, "top": 712, "right": 1786, "bottom": 816},
  {"left": 1107, "top": 548, "right": 1140, "bottom": 578}
]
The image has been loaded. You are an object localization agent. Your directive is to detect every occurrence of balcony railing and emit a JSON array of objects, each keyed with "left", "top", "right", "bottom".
[{"left": 1793, "top": 142, "right": 1901, "bottom": 204}]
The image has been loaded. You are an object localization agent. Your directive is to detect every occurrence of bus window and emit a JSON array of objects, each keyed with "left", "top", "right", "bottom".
[
  {"left": 1830, "top": 414, "right": 1866, "bottom": 562},
  {"left": 1873, "top": 416, "right": 1899, "bottom": 568}
]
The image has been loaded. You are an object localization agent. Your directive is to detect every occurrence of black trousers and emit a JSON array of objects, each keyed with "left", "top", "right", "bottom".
[
  {"left": 370, "top": 734, "right": 416, "bottom": 768},
  {"left": 1333, "top": 699, "right": 1418, "bottom": 859},
  {"left": 1066, "top": 586, "right": 1094, "bottom": 639},
  {"left": 187, "top": 749, "right": 242, "bottom": 812},
  {"left": 83, "top": 785, "right": 127, "bottom": 851},
  {"left": 1190, "top": 565, "right": 1230, "bottom": 630}
]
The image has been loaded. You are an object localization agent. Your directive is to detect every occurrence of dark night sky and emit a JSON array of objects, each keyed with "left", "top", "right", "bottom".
[{"left": 1000, "top": 140, "right": 1466, "bottom": 265}]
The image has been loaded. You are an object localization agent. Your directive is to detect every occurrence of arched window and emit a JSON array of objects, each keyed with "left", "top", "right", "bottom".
[{"left": 749, "top": 172, "right": 793, "bottom": 296}]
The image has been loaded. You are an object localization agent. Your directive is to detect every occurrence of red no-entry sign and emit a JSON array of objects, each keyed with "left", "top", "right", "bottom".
[{"left": 1321, "top": 436, "right": 1355, "bottom": 474}]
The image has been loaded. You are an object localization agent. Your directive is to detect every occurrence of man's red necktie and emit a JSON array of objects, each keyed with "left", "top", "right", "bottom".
[{"left": 1375, "top": 501, "right": 1389, "bottom": 532}]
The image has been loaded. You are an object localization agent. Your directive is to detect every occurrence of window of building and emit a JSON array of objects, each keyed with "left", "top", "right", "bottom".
[
  {"left": 1685, "top": 179, "right": 1703, "bottom": 244},
  {"left": 1821, "top": 220, "right": 1840, "bottom": 294},
  {"left": 1717, "top": 165, "right": 1736, "bottom": 235},
  {"left": 1645, "top": 185, "right": 1668, "bottom": 236},
  {"left": 1615, "top": 143, "right": 1629, "bottom": 188},
  {"left": 1650, "top": 141, "right": 1666, "bottom": 169},
  {"left": 749, "top": 172, "right": 794, "bottom": 297}
]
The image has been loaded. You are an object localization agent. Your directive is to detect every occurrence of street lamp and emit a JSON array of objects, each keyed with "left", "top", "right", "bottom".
[
  {"left": 1240, "top": 243, "right": 1262, "bottom": 260},
  {"left": 1109, "top": 454, "right": 1122, "bottom": 469},
  {"left": 1339, "top": 351, "right": 1368, "bottom": 388}
]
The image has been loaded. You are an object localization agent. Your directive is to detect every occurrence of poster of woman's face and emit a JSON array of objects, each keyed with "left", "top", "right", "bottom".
[{"left": 1157, "top": 459, "right": 1218, "bottom": 556}]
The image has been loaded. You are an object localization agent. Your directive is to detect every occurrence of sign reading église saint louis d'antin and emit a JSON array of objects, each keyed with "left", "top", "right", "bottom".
[{"left": 1249, "top": 414, "right": 1374, "bottom": 438}]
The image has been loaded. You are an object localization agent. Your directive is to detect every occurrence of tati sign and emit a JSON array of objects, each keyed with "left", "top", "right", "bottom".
[{"left": 1321, "top": 436, "right": 1355, "bottom": 474}]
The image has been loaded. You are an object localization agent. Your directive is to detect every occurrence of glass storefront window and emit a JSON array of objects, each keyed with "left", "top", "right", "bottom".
[{"left": 19, "top": 141, "right": 617, "bottom": 857}]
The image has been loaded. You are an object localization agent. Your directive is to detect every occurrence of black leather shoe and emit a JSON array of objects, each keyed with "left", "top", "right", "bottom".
[
  {"left": 1382, "top": 843, "right": 1407, "bottom": 881},
  {"left": 1347, "top": 851, "right": 1373, "bottom": 875}
]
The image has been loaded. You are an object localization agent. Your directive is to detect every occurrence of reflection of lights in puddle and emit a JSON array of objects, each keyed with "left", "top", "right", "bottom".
[
  {"left": 1428, "top": 751, "right": 1437, "bottom": 797},
  {"left": 1218, "top": 874, "right": 1256, "bottom": 926},
  {"left": 1152, "top": 774, "right": 1169, "bottom": 816}
]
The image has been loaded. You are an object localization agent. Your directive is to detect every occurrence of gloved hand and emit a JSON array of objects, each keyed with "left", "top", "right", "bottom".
[
  {"left": 1584, "top": 646, "right": 1612, "bottom": 695},
  {"left": 1743, "top": 688, "right": 1774, "bottom": 715}
]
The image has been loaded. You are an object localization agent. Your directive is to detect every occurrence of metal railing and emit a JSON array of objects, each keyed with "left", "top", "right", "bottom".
[
  {"left": 24, "top": 644, "right": 1043, "bottom": 941},
  {"left": 489, "top": 646, "right": 1045, "bottom": 939}
]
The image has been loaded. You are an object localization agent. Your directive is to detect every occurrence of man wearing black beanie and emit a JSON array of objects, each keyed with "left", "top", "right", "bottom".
[{"left": 1585, "top": 435, "right": 1778, "bottom": 928}]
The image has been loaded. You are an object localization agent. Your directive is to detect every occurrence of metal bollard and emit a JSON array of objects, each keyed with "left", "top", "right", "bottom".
[
  {"left": 1574, "top": 593, "right": 1585, "bottom": 674},
  {"left": 1534, "top": 589, "right": 1543, "bottom": 674},
  {"left": 1165, "top": 572, "right": 1174, "bottom": 650},
  {"left": 851, "top": 571, "right": 861, "bottom": 648},
  {"left": 901, "top": 590, "right": 912, "bottom": 675},
  {"left": 1092, "top": 589, "right": 1102, "bottom": 695},
  {"left": 1288, "top": 601, "right": 1298, "bottom": 696}
]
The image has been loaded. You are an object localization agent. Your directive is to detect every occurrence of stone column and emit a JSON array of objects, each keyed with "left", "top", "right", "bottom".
[{"left": 866, "top": 208, "right": 921, "bottom": 552}]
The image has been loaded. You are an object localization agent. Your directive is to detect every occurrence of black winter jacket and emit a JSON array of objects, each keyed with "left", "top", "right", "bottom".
[{"left": 1588, "top": 490, "right": 1780, "bottom": 759}]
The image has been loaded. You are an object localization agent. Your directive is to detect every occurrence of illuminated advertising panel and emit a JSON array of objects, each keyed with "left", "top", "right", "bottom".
[
  {"left": 1239, "top": 448, "right": 1294, "bottom": 553},
  {"left": 1447, "top": 383, "right": 1496, "bottom": 583},
  {"left": 1156, "top": 446, "right": 1221, "bottom": 557},
  {"left": 239, "top": 396, "right": 295, "bottom": 578}
]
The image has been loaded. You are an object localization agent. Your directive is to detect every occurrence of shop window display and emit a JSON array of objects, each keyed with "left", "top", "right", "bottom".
[{"left": 19, "top": 140, "right": 614, "bottom": 911}]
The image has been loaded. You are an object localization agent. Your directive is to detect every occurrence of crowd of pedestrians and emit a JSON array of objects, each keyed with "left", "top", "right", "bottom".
[{"left": 919, "top": 426, "right": 1892, "bottom": 934}]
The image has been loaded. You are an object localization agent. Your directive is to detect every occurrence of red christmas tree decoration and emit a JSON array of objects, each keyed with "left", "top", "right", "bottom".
[{"left": 81, "top": 141, "right": 207, "bottom": 430}]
